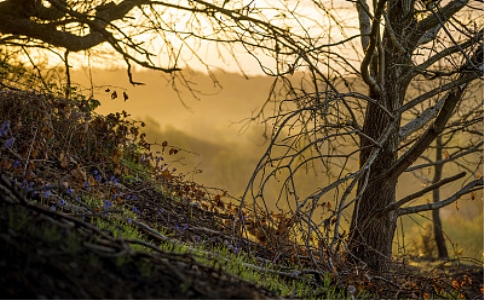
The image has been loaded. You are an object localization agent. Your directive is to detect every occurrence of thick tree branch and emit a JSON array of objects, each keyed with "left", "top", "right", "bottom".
[
  {"left": 416, "top": 23, "right": 442, "bottom": 47},
  {"left": 359, "top": 0, "right": 387, "bottom": 94},
  {"left": 396, "top": 71, "right": 481, "bottom": 113},
  {"left": 0, "top": 0, "right": 149, "bottom": 52},
  {"left": 405, "top": 142, "right": 483, "bottom": 172},
  {"left": 399, "top": 95, "right": 446, "bottom": 139},
  {"left": 408, "top": 0, "right": 469, "bottom": 47},
  {"left": 397, "top": 178, "right": 483, "bottom": 216},
  {"left": 415, "top": 29, "right": 483, "bottom": 74},
  {"left": 356, "top": 0, "right": 371, "bottom": 53},
  {"left": 384, "top": 41, "right": 481, "bottom": 180},
  {"left": 384, "top": 84, "right": 464, "bottom": 181},
  {"left": 373, "top": 171, "right": 466, "bottom": 218},
  {"left": 0, "top": 17, "right": 105, "bottom": 51}
]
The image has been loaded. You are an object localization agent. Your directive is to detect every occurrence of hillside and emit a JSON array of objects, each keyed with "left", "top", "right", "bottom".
[
  {"left": 0, "top": 89, "right": 335, "bottom": 298},
  {"left": 0, "top": 89, "right": 482, "bottom": 299}
]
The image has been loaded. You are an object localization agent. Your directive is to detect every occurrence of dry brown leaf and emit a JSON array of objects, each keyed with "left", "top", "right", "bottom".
[
  {"left": 70, "top": 164, "right": 87, "bottom": 182},
  {"left": 59, "top": 152, "right": 70, "bottom": 169}
]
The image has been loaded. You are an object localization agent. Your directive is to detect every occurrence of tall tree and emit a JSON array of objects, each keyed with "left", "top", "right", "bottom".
[{"left": 0, "top": 0, "right": 482, "bottom": 272}]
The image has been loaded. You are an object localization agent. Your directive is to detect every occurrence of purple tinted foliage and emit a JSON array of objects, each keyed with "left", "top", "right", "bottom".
[
  {"left": 58, "top": 199, "right": 66, "bottom": 206},
  {"left": 13, "top": 160, "right": 20, "bottom": 167},
  {"left": 110, "top": 176, "right": 118, "bottom": 184},
  {"left": 83, "top": 182, "right": 91, "bottom": 191},
  {"left": 2, "top": 137, "right": 15, "bottom": 149},
  {"left": 131, "top": 195, "right": 138, "bottom": 200},
  {"left": 67, "top": 189, "right": 74, "bottom": 194},
  {"left": 104, "top": 200, "right": 113, "bottom": 210},
  {"left": 132, "top": 206, "right": 140, "bottom": 214},
  {"left": 50, "top": 205, "right": 56, "bottom": 211},
  {"left": 93, "top": 170, "right": 99, "bottom": 175},
  {"left": 174, "top": 223, "right": 189, "bottom": 235},
  {"left": 44, "top": 190, "right": 51, "bottom": 198},
  {"left": 127, "top": 218, "right": 132, "bottom": 224},
  {"left": 0, "top": 120, "right": 10, "bottom": 137}
]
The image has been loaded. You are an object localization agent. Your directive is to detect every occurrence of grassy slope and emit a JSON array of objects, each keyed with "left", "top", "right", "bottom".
[
  {"left": 0, "top": 89, "right": 481, "bottom": 299},
  {"left": 0, "top": 89, "right": 346, "bottom": 299}
]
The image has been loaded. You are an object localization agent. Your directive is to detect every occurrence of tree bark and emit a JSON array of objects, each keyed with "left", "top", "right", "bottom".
[
  {"left": 432, "top": 136, "right": 449, "bottom": 260},
  {"left": 349, "top": 92, "right": 401, "bottom": 271},
  {"left": 349, "top": 1, "right": 414, "bottom": 271}
]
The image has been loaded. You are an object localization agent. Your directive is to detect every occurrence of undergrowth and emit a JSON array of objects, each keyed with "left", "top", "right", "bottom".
[
  {"left": 0, "top": 87, "right": 481, "bottom": 299},
  {"left": 0, "top": 88, "right": 353, "bottom": 299}
]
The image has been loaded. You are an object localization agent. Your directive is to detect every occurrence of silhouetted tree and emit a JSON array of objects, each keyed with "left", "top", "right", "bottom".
[{"left": 0, "top": 0, "right": 482, "bottom": 272}]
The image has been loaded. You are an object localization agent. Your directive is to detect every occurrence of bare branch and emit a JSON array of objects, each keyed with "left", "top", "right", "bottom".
[
  {"left": 415, "top": 29, "right": 483, "bottom": 74},
  {"left": 356, "top": 0, "right": 371, "bottom": 53},
  {"left": 0, "top": 17, "right": 106, "bottom": 52},
  {"left": 405, "top": 141, "right": 484, "bottom": 172},
  {"left": 416, "top": 23, "right": 443, "bottom": 47},
  {"left": 399, "top": 95, "right": 446, "bottom": 139},
  {"left": 384, "top": 79, "right": 467, "bottom": 181},
  {"left": 408, "top": 0, "right": 470, "bottom": 47},
  {"left": 359, "top": 0, "right": 387, "bottom": 94},
  {"left": 396, "top": 71, "right": 481, "bottom": 113},
  {"left": 374, "top": 171, "right": 466, "bottom": 218},
  {"left": 397, "top": 178, "right": 483, "bottom": 216}
]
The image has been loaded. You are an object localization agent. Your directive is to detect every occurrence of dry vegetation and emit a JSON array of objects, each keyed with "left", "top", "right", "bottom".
[{"left": 0, "top": 89, "right": 482, "bottom": 299}]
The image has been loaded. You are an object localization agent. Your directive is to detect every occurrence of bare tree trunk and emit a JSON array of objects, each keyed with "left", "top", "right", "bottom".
[
  {"left": 349, "top": 98, "right": 399, "bottom": 271},
  {"left": 348, "top": 4, "right": 413, "bottom": 268},
  {"left": 432, "top": 136, "right": 449, "bottom": 260},
  {"left": 349, "top": 179, "right": 398, "bottom": 271}
]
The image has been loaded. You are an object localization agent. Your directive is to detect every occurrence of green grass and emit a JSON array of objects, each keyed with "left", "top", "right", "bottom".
[{"left": 73, "top": 202, "right": 349, "bottom": 298}]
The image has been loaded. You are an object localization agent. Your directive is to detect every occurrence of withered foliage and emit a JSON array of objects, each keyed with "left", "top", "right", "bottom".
[{"left": 0, "top": 89, "right": 482, "bottom": 299}]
